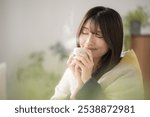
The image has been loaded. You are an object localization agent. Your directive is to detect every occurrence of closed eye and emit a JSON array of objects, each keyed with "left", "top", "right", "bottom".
[
  {"left": 95, "top": 33, "right": 103, "bottom": 38},
  {"left": 81, "top": 27, "right": 89, "bottom": 35}
]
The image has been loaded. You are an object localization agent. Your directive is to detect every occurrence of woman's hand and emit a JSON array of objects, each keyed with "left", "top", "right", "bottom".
[
  {"left": 67, "top": 53, "right": 84, "bottom": 86},
  {"left": 67, "top": 53, "right": 84, "bottom": 99},
  {"left": 67, "top": 49, "right": 94, "bottom": 99},
  {"left": 67, "top": 49, "right": 94, "bottom": 83},
  {"left": 74, "top": 49, "right": 94, "bottom": 83}
]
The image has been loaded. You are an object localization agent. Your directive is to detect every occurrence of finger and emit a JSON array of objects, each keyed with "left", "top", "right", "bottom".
[
  {"left": 69, "top": 61, "right": 76, "bottom": 77},
  {"left": 67, "top": 53, "right": 74, "bottom": 65},
  {"left": 74, "top": 55, "right": 88, "bottom": 66},
  {"left": 75, "top": 59, "right": 85, "bottom": 69},
  {"left": 74, "top": 65, "right": 81, "bottom": 79},
  {"left": 85, "top": 49, "right": 93, "bottom": 62},
  {"left": 75, "top": 64, "right": 81, "bottom": 72},
  {"left": 69, "top": 59, "right": 76, "bottom": 68}
]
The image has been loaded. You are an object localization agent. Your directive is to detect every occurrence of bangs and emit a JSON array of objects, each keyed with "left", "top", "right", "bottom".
[{"left": 89, "top": 17, "right": 100, "bottom": 33}]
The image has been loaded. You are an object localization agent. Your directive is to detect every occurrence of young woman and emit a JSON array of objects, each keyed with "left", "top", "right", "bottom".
[{"left": 51, "top": 6, "right": 144, "bottom": 100}]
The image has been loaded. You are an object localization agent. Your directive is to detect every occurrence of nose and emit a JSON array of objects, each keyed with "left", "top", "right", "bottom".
[{"left": 85, "top": 33, "right": 93, "bottom": 45}]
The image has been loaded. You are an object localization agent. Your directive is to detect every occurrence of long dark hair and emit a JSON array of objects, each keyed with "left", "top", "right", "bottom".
[{"left": 76, "top": 6, "right": 123, "bottom": 80}]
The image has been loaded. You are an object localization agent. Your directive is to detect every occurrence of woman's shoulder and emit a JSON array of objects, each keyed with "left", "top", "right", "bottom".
[
  {"left": 120, "top": 49, "right": 141, "bottom": 69},
  {"left": 98, "top": 49, "right": 143, "bottom": 89},
  {"left": 98, "top": 50, "right": 144, "bottom": 99},
  {"left": 113, "top": 49, "right": 142, "bottom": 75}
]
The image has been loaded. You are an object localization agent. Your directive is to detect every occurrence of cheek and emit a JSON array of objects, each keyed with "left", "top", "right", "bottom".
[
  {"left": 101, "top": 42, "right": 109, "bottom": 52},
  {"left": 96, "top": 41, "right": 109, "bottom": 55},
  {"left": 78, "top": 37, "right": 85, "bottom": 47},
  {"left": 100, "top": 45, "right": 109, "bottom": 55}
]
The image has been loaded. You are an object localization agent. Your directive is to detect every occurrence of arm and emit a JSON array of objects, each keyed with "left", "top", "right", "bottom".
[
  {"left": 51, "top": 69, "right": 71, "bottom": 100},
  {"left": 76, "top": 78, "right": 105, "bottom": 100}
]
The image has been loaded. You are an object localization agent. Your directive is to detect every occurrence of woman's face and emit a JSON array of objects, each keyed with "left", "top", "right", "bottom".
[{"left": 79, "top": 19, "right": 109, "bottom": 61}]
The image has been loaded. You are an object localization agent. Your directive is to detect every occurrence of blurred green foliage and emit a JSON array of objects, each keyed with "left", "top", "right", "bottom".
[
  {"left": 123, "top": 6, "right": 150, "bottom": 50},
  {"left": 16, "top": 51, "right": 60, "bottom": 99},
  {"left": 124, "top": 6, "right": 150, "bottom": 31},
  {"left": 50, "top": 41, "right": 68, "bottom": 60}
]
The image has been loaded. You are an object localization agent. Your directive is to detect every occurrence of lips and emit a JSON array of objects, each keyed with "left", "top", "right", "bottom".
[{"left": 87, "top": 48, "right": 97, "bottom": 50}]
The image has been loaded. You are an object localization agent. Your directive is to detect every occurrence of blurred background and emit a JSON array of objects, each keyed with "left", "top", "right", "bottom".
[{"left": 0, "top": 0, "right": 150, "bottom": 99}]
